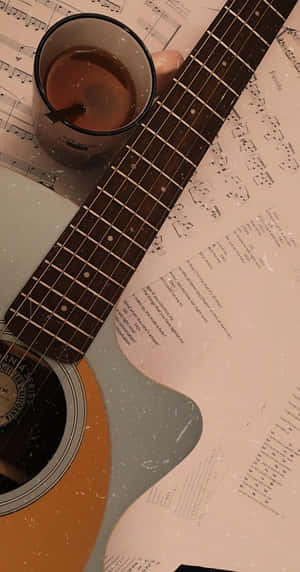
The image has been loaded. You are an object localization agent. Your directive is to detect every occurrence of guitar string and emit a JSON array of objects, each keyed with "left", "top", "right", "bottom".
[
  {"left": 0, "top": 1, "right": 245, "bottom": 466},
  {"left": 0, "top": 0, "right": 280, "bottom": 379},
  {"left": 0, "top": 0, "right": 286, "bottom": 470},
  {"left": 0, "top": 0, "right": 285, "bottom": 380},
  {"left": 61, "top": 0, "right": 274, "bottom": 350},
  {"left": 0, "top": 0, "right": 249, "bottom": 363},
  {"left": 27, "top": 0, "right": 274, "bottom": 363}
]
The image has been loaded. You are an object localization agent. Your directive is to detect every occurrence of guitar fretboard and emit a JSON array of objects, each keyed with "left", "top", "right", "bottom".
[{"left": 6, "top": 0, "right": 297, "bottom": 362}]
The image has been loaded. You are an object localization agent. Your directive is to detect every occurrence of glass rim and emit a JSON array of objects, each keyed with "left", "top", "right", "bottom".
[{"left": 34, "top": 12, "right": 157, "bottom": 137}]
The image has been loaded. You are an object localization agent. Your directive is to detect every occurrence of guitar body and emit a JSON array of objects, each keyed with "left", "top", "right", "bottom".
[{"left": 0, "top": 166, "right": 202, "bottom": 571}]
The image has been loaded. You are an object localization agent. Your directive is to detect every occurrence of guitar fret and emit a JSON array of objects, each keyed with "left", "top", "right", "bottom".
[
  {"left": 135, "top": 121, "right": 207, "bottom": 173},
  {"left": 123, "top": 143, "right": 194, "bottom": 196},
  {"left": 70, "top": 220, "right": 146, "bottom": 269},
  {"left": 45, "top": 258, "right": 124, "bottom": 289},
  {"left": 189, "top": 53, "right": 239, "bottom": 96},
  {"left": 207, "top": 30, "right": 255, "bottom": 71},
  {"left": 211, "top": 8, "right": 269, "bottom": 69},
  {"left": 70, "top": 222, "right": 147, "bottom": 252},
  {"left": 155, "top": 100, "right": 211, "bottom": 144},
  {"left": 263, "top": 0, "right": 284, "bottom": 19},
  {"left": 268, "top": 0, "right": 297, "bottom": 18},
  {"left": 189, "top": 33, "right": 254, "bottom": 95},
  {"left": 225, "top": 6, "right": 270, "bottom": 46},
  {"left": 32, "top": 275, "right": 112, "bottom": 312},
  {"left": 165, "top": 86, "right": 225, "bottom": 123},
  {"left": 113, "top": 153, "right": 176, "bottom": 208},
  {"left": 172, "top": 79, "right": 227, "bottom": 120},
  {"left": 6, "top": 309, "right": 85, "bottom": 356},
  {"left": 56, "top": 240, "right": 135, "bottom": 272},
  {"left": 19, "top": 293, "right": 95, "bottom": 338},
  {"left": 112, "top": 157, "right": 183, "bottom": 194},
  {"left": 52, "top": 244, "right": 132, "bottom": 287},
  {"left": 32, "top": 274, "right": 114, "bottom": 308},
  {"left": 133, "top": 126, "right": 197, "bottom": 167},
  {"left": 229, "top": 0, "right": 287, "bottom": 41},
  {"left": 6, "top": 0, "right": 296, "bottom": 362},
  {"left": 87, "top": 194, "right": 158, "bottom": 232}
]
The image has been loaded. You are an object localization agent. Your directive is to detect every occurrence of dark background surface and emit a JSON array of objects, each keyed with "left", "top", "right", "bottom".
[{"left": 175, "top": 566, "right": 236, "bottom": 572}]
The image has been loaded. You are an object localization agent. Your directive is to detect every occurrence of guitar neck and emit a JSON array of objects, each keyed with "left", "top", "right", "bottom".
[{"left": 6, "top": 0, "right": 297, "bottom": 362}]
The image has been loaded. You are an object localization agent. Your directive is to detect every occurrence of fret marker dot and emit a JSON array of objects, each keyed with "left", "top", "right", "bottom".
[
  {"left": 61, "top": 304, "right": 68, "bottom": 313},
  {"left": 190, "top": 108, "right": 196, "bottom": 115},
  {"left": 83, "top": 271, "right": 90, "bottom": 279},
  {"left": 161, "top": 186, "right": 166, "bottom": 192},
  {"left": 131, "top": 163, "right": 136, "bottom": 170},
  {"left": 107, "top": 234, "right": 114, "bottom": 242},
  {"left": 222, "top": 60, "right": 227, "bottom": 67},
  {"left": 255, "top": 10, "right": 260, "bottom": 16}
]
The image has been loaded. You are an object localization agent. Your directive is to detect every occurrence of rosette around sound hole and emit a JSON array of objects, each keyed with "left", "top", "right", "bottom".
[{"left": 0, "top": 340, "right": 66, "bottom": 493}]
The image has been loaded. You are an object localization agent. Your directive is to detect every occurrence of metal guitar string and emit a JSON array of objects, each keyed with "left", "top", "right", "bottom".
[
  {"left": 0, "top": 0, "right": 248, "bottom": 369},
  {"left": 32, "top": 0, "right": 275, "bottom": 365},
  {"left": 0, "top": 0, "right": 285, "bottom": 383},
  {"left": 0, "top": 0, "right": 280, "bottom": 378}
]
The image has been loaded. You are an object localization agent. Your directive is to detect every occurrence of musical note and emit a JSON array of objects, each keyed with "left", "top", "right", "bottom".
[
  {"left": 276, "top": 26, "right": 300, "bottom": 76},
  {"left": 4, "top": 122, "right": 39, "bottom": 147},
  {"left": 89, "top": 0, "right": 123, "bottom": 12},
  {"left": 144, "top": 0, "right": 162, "bottom": 15},
  {"left": 0, "top": 34, "right": 35, "bottom": 61},
  {"left": 188, "top": 181, "right": 221, "bottom": 219},
  {"left": 246, "top": 155, "right": 274, "bottom": 187},
  {"left": 225, "top": 175, "right": 250, "bottom": 203},
  {"left": 0, "top": 1, "right": 47, "bottom": 31},
  {"left": 210, "top": 139, "right": 229, "bottom": 176},
  {"left": 0, "top": 60, "right": 32, "bottom": 84},
  {"left": 150, "top": 234, "right": 166, "bottom": 256},
  {"left": 0, "top": 86, "right": 31, "bottom": 116},
  {"left": 168, "top": 203, "right": 194, "bottom": 239},
  {"left": 138, "top": 0, "right": 181, "bottom": 50},
  {"left": 209, "top": 137, "right": 250, "bottom": 204},
  {"left": 25, "top": 15, "right": 47, "bottom": 31},
  {"left": 246, "top": 74, "right": 266, "bottom": 115}
]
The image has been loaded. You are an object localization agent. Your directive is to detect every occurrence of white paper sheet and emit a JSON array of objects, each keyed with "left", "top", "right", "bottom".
[{"left": 110, "top": 3, "right": 300, "bottom": 571}]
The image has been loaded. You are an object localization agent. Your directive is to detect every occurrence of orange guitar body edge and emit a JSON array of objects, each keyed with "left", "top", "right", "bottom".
[{"left": 0, "top": 358, "right": 110, "bottom": 572}]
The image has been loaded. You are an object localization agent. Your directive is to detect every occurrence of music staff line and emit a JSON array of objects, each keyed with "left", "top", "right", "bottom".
[
  {"left": 0, "top": 114, "right": 38, "bottom": 147},
  {"left": 0, "top": 86, "right": 31, "bottom": 117},
  {"left": 0, "top": 59, "right": 32, "bottom": 84},
  {"left": 0, "top": 1, "right": 47, "bottom": 32},
  {"left": 0, "top": 33, "right": 36, "bottom": 61},
  {"left": 88, "top": 0, "right": 123, "bottom": 12},
  {"left": 145, "top": 0, "right": 181, "bottom": 26},
  {"left": 140, "top": 0, "right": 182, "bottom": 49},
  {"left": 35, "top": 0, "right": 122, "bottom": 16}
]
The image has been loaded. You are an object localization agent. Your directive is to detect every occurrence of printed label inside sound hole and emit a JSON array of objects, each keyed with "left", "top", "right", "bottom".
[{"left": 0, "top": 341, "right": 66, "bottom": 493}]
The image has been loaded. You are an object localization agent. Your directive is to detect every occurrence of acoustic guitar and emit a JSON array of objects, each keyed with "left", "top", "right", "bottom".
[{"left": 0, "top": 0, "right": 296, "bottom": 570}]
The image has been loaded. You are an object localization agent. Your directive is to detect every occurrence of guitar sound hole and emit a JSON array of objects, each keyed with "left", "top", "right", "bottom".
[{"left": 0, "top": 341, "right": 66, "bottom": 493}]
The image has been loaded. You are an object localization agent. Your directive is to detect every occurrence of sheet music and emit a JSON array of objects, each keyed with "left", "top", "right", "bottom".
[
  {"left": 0, "top": 0, "right": 203, "bottom": 204},
  {"left": 107, "top": 3, "right": 300, "bottom": 571}
]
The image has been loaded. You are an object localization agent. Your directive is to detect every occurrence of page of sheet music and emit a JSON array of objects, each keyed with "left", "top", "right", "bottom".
[
  {"left": 0, "top": 0, "right": 204, "bottom": 204},
  {"left": 107, "top": 3, "right": 300, "bottom": 572}
]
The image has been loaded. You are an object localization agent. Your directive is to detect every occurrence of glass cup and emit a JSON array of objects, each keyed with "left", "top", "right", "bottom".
[{"left": 32, "top": 13, "right": 156, "bottom": 168}]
